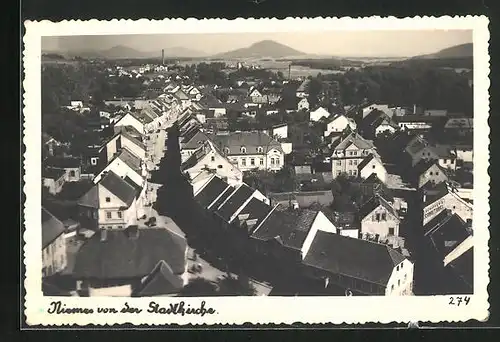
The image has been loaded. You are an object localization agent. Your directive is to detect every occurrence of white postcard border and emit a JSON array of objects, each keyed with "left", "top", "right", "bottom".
[{"left": 23, "top": 16, "right": 490, "bottom": 326}]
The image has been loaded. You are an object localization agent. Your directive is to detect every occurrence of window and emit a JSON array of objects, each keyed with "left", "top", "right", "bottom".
[
  {"left": 117, "top": 211, "right": 122, "bottom": 219},
  {"left": 257, "top": 146, "right": 263, "bottom": 153},
  {"left": 117, "top": 225, "right": 123, "bottom": 229},
  {"left": 349, "top": 160, "right": 353, "bottom": 165},
  {"left": 381, "top": 213, "right": 387, "bottom": 221},
  {"left": 211, "top": 156, "right": 215, "bottom": 162},
  {"left": 398, "top": 279, "right": 400, "bottom": 286},
  {"left": 396, "top": 265, "right": 399, "bottom": 271},
  {"left": 70, "top": 170, "right": 76, "bottom": 177},
  {"left": 375, "top": 213, "right": 380, "bottom": 221},
  {"left": 217, "top": 165, "right": 223, "bottom": 169},
  {"left": 389, "top": 227, "right": 395, "bottom": 235},
  {"left": 372, "top": 164, "right": 376, "bottom": 169},
  {"left": 349, "top": 151, "right": 353, "bottom": 156},
  {"left": 353, "top": 170, "right": 357, "bottom": 176},
  {"left": 271, "top": 158, "right": 275, "bottom": 165},
  {"left": 250, "top": 158, "right": 255, "bottom": 166},
  {"left": 401, "top": 263, "right": 404, "bottom": 270},
  {"left": 105, "top": 197, "right": 111, "bottom": 202},
  {"left": 404, "top": 274, "right": 407, "bottom": 282},
  {"left": 444, "top": 159, "right": 448, "bottom": 164},
  {"left": 353, "top": 160, "right": 358, "bottom": 165},
  {"left": 391, "top": 285, "right": 394, "bottom": 292},
  {"left": 352, "top": 151, "right": 357, "bottom": 156},
  {"left": 429, "top": 171, "right": 433, "bottom": 176},
  {"left": 90, "top": 157, "right": 98, "bottom": 165},
  {"left": 275, "top": 159, "right": 280, "bottom": 166},
  {"left": 260, "top": 158, "right": 264, "bottom": 165},
  {"left": 224, "top": 147, "right": 230, "bottom": 155},
  {"left": 336, "top": 160, "right": 341, "bottom": 165},
  {"left": 106, "top": 212, "right": 112, "bottom": 219},
  {"left": 240, "top": 146, "right": 247, "bottom": 154},
  {"left": 241, "top": 158, "right": 246, "bottom": 166},
  {"left": 435, "top": 171, "right": 439, "bottom": 176},
  {"left": 337, "top": 171, "right": 341, "bottom": 176}
]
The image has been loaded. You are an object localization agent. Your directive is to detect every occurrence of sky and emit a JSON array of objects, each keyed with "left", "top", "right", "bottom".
[{"left": 42, "top": 30, "right": 472, "bottom": 57}]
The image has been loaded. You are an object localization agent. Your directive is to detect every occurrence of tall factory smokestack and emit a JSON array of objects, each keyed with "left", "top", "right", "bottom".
[
  {"left": 288, "top": 64, "right": 291, "bottom": 80},
  {"left": 162, "top": 49, "right": 165, "bottom": 65}
]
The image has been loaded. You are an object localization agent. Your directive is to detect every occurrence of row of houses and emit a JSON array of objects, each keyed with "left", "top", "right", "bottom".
[{"left": 190, "top": 172, "right": 414, "bottom": 296}]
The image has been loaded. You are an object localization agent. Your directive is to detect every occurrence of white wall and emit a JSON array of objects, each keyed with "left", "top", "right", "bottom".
[
  {"left": 301, "top": 211, "right": 337, "bottom": 259},
  {"left": 185, "top": 148, "right": 243, "bottom": 186},
  {"left": 456, "top": 149, "right": 473, "bottom": 163},
  {"left": 105, "top": 134, "right": 121, "bottom": 164},
  {"left": 273, "top": 125, "right": 288, "bottom": 139},
  {"left": 375, "top": 124, "right": 397, "bottom": 136},
  {"left": 361, "top": 206, "right": 400, "bottom": 238},
  {"left": 281, "top": 142, "right": 292, "bottom": 155},
  {"left": 121, "top": 136, "right": 146, "bottom": 160},
  {"left": 340, "top": 229, "right": 359, "bottom": 239},
  {"left": 114, "top": 114, "right": 145, "bottom": 135},
  {"left": 93, "top": 158, "right": 144, "bottom": 189},
  {"left": 385, "top": 259, "right": 414, "bottom": 296},
  {"left": 359, "top": 158, "right": 388, "bottom": 184},
  {"left": 97, "top": 185, "right": 138, "bottom": 229},
  {"left": 423, "top": 192, "right": 473, "bottom": 225},
  {"left": 88, "top": 284, "right": 133, "bottom": 297}
]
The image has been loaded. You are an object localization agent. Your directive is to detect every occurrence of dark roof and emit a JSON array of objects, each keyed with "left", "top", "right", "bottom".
[
  {"left": 357, "top": 154, "right": 378, "bottom": 171},
  {"left": 212, "top": 131, "right": 282, "bottom": 155},
  {"left": 99, "top": 171, "right": 137, "bottom": 207},
  {"left": 234, "top": 197, "right": 273, "bottom": 230},
  {"left": 135, "top": 260, "right": 184, "bottom": 296},
  {"left": 194, "top": 175, "right": 229, "bottom": 209},
  {"left": 422, "top": 182, "right": 450, "bottom": 206},
  {"left": 295, "top": 191, "right": 334, "bottom": 207},
  {"left": 251, "top": 208, "right": 319, "bottom": 250},
  {"left": 181, "top": 130, "right": 211, "bottom": 150},
  {"left": 44, "top": 156, "right": 81, "bottom": 169},
  {"left": 42, "top": 167, "right": 66, "bottom": 180},
  {"left": 449, "top": 247, "right": 473, "bottom": 290},
  {"left": 215, "top": 184, "right": 255, "bottom": 222},
  {"left": 424, "top": 210, "right": 471, "bottom": 258},
  {"left": 41, "top": 208, "right": 66, "bottom": 249},
  {"left": 357, "top": 194, "right": 399, "bottom": 222},
  {"left": 116, "top": 148, "right": 142, "bottom": 175},
  {"left": 208, "top": 185, "right": 235, "bottom": 210},
  {"left": 73, "top": 228, "right": 187, "bottom": 279},
  {"left": 77, "top": 185, "right": 99, "bottom": 208},
  {"left": 303, "top": 230, "right": 406, "bottom": 287},
  {"left": 121, "top": 131, "right": 146, "bottom": 151}
]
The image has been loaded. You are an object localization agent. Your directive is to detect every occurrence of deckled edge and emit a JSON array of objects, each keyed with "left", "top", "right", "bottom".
[{"left": 22, "top": 16, "right": 491, "bottom": 326}]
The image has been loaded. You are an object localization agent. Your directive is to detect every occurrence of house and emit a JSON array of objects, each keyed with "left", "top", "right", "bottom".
[
  {"left": 70, "top": 100, "right": 83, "bottom": 109},
  {"left": 200, "top": 96, "right": 227, "bottom": 117},
  {"left": 117, "top": 130, "right": 147, "bottom": 160},
  {"left": 248, "top": 87, "right": 268, "bottom": 104},
  {"left": 404, "top": 136, "right": 457, "bottom": 170},
  {"left": 272, "top": 124, "right": 288, "bottom": 139},
  {"left": 73, "top": 226, "right": 188, "bottom": 297},
  {"left": 42, "top": 132, "right": 62, "bottom": 157},
  {"left": 172, "top": 88, "right": 191, "bottom": 107},
  {"left": 324, "top": 114, "right": 357, "bottom": 136},
  {"left": 212, "top": 131, "right": 285, "bottom": 172},
  {"left": 422, "top": 182, "right": 473, "bottom": 225},
  {"left": 413, "top": 159, "right": 449, "bottom": 189},
  {"left": 42, "top": 208, "right": 68, "bottom": 277},
  {"left": 297, "top": 98, "right": 310, "bottom": 111},
  {"left": 113, "top": 112, "right": 145, "bottom": 135},
  {"left": 193, "top": 174, "right": 235, "bottom": 210},
  {"left": 181, "top": 140, "right": 243, "bottom": 186},
  {"left": 359, "top": 110, "right": 397, "bottom": 139},
  {"left": 302, "top": 231, "right": 414, "bottom": 295},
  {"left": 357, "top": 194, "right": 401, "bottom": 239},
  {"left": 42, "top": 168, "right": 66, "bottom": 195},
  {"left": 250, "top": 207, "right": 337, "bottom": 262},
  {"left": 309, "top": 107, "right": 330, "bottom": 122},
  {"left": 44, "top": 156, "right": 81, "bottom": 182},
  {"left": 93, "top": 147, "right": 145, "bottom": 190},
  {"left": 296, "top": 79, "right": 310, "bottom": 98},
  {"left": 182, "top": 85, "right": 202, "bottom": 101},
  {"left": 361, "top": 104, "right": 393, "bottom": 119},
  {"left": 77, "top": 171, "right": 140, "bottom": 230},
  {"left": 444, "top": 117, "right": 473, "bottom": 135},
  {"left": 331, "top": 132, "right": 377, "bottom": 178},
  {"left": 357, "top": 154, "right": 388, "bottom": 184},
  {"left": 395, "top": 115, "right": 440, "bottom": 131},
  {"left": 179, "top": 129, "right": 212, "bottom": 163}
]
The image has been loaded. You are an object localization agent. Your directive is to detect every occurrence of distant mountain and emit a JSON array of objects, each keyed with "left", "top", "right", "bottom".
[
  {"left": 413, "top": 43, "right": 473, "bottom": 59},
  {"left": 215, "top": 40, "right": 306, "bottom": 59}
]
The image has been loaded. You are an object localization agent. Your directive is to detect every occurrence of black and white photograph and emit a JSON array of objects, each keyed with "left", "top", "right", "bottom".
[{"left": 24, "top": 17, "right": 490, "bottom": 325}]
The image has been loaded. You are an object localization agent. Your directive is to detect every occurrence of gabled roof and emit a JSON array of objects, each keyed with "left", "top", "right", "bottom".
[
  {"left": 358, "top": 194, "right": 399, "bottom": 222},
  {"left": 116, "top": 148, "right": 143, "bottom": 175},
  {"left": 303, "top": 230, "right": 406, "bottom": 287},
  {"left": 215, "top": 184, "right": 255, "bottom": 222},
  {"left": 42, "top": 167, "right": 66, "bottom": 180},
  {"left": 73, "top": 227, "right": 187, "bottom": 279},
  {"left": 120, "top": 131, "right": 146, "bottom": 151},
  {"left": 251, "top": 208, "right": 319, "bottom": 250},
  {"left": 42, "top": 208, "right": 66, "bottom": 249},
  {"left": 212, "top": 131, "right": 282, "bottom": 155},
  {"left": 135, "top": 260, "right": 184, "bottom": 296},
  {"left": 99, "top": 171, "right": 138, "bottom": 207},
  {"left": 424, "top": 210, "right": 471, "bottom": 258},
  {"left": 181, "top": 130, "right": 211, "bottom": 150},
  {"left": 77, "top": 184, "right": 99, "bottom": 208},
  {"left": 357, "top": 154, "right": 379, "bottom": 171},
  {"left": 194, "top": 175, "right": 229, "bottom": 209},
  {"left": 236, "top": 198, "right": 274, "bottom": 231},
  {"left": 413, "top": 159, "right": 444, "bottom": 177},
  {"left": 333, "top": 132, "right": 374, "bottom": 151}
]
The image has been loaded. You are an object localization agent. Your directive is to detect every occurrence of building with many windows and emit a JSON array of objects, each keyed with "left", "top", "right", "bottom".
[{"left": 330, "top": 132, "right": 377, "bottom": 178}]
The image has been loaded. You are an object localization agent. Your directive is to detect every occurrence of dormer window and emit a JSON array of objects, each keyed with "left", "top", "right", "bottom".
[
  {"left": 224, "top": 147, "right": 230, "bottom": 155},
  {"left": 257, "top": 146, "right": 263, "bottom": 153},
  {"left": 241, "top": 146, "right": 247, "bottom": 154}
]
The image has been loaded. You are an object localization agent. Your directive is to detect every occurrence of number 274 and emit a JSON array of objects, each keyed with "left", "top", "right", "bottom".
[{"left": 449, "top": 296, "right": 470, "bottom": 306}]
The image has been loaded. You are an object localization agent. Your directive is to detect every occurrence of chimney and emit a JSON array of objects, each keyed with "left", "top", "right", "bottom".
[
  {"left": 126, "top": 225, "right": 140, "bottom": 239},
  {"left": 288, "top": 64, "right": 291, "bottom": 80},
  {"left": 413, "top": 104, "right": 417, "bottom": 115},
  {"left": 100, "top": 228, "right": 108, "bottom": 242},
  {"left": 162, "top": 49, "right": 165, "bottom": 65}
]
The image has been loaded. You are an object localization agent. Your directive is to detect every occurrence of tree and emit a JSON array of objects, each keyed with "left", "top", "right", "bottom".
[
  {"left": 180, "top": 278, "right": 218, "bottom": 297},
  {"left": 217, "top": 274, "right": 256, "bottom": 296}
]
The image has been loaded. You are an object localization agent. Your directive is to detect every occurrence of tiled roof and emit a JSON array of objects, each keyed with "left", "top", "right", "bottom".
[
  {"left": 99, "top": 171, "right": 137, "bottom": 207},
  {"left": 424, "top": 210, "right": 470, "bottom": 258},
  {"left": 44, "top": 156, "right": 80, "bottom": 169},
  {"left": 215, "top": 184, "right": 255, "bottom": 222},
  {"left": 357, "top": 194, "right": 399, "bottom": 222},
  {"left": 121, "top": 131, "right": 146, "bottom": 151},
  {"left": 181, "top": 130, "right": 211, "bottom": 150},
  {"left": 208, "top": 186, "right": 235, "bottom": 210},
  {"left": 251, "top": 209, "right": 319, "bottom": 250},
  {"left": 42, "top": 167, "right": 66, "bottom": 180},
  {"left": 413, "top": 159, "right": 443, "bottom": 177},
  {"left": 422, "top": 182, "right": 450, "bottom": 206},
  {"left": 41, "top": 208, "right": 66, "bottom": 249},
  {"left": 135, "top": 260, "right": 184, "bottom": 296},
  {"left": 77, "top": 184, "right": 99, "bottom": 208},
  {"left": 357, "top": 154, "right": 377, "bottom": 172},
  {"left": 236, "top": 197, "right": 273, "bottom": 231},
  {"left": 212, "top": 131, "right": 282, "bottom": 155},
  {"left": 333, "top": 132, "right": 374, "bottom": 151},
  {"left": 73, "top": 227, "right": 187, "bottom": 279},
  {"left": 194, "top": 175, "right": 229, "bottom": 209},
  {"left": 303, "top": 230, "right": 406, "bottom": 287},
  {"left": 117, "top": 148, "right": 142, "bottom": 175}
]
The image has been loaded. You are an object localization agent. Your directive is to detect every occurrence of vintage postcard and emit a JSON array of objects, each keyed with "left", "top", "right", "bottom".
[{"left": 23, "top": 16, "right": 490, "bottom": 326}]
